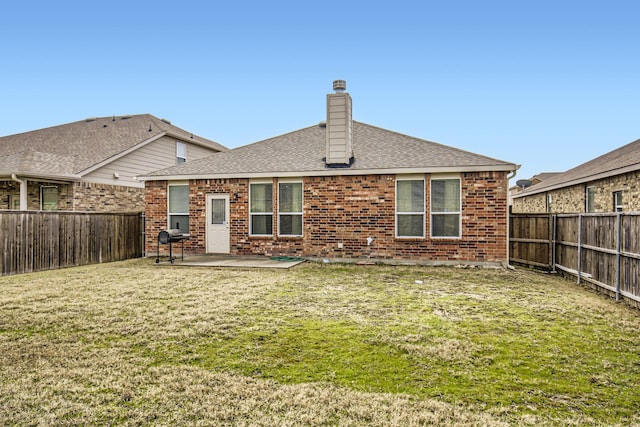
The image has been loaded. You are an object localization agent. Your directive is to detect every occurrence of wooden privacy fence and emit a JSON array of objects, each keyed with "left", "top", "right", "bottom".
[
  {"left": 510, "top": 212, "right": 640, "bottom": 306},
  {"left": 0, "top": 211, "right": 143, "bottom": 276}
]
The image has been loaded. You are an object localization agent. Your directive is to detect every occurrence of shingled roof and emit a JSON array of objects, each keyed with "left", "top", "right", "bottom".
[
  {"left": 513, "top": 137, "right": 640, "bottom": 197},
  {"left": 0, "top": 114, "right": 226, "bottom": 180},
  {"left": 141, "top": 121, "right": 516, "bottom": 180}
]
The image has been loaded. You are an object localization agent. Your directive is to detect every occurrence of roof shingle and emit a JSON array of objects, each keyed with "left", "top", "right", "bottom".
[
  {"left": 514, "top": 138, "right": 640, "bottom": 197},
  {"left": 143, "top": 121, "right": 516, "bottom": 179},
  {"left": 0, "top": 114, "right": 226, "bottom": 177}
]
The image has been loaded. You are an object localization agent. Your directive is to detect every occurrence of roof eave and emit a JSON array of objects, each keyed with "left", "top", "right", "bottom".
[
  {"left": 0, "top": 172, "right": 81, "bottom": 182},
  {"left": 512, "top": 163, "right": 640, "bottom": 198},
  {"left": 139, "top": 164, "right": 518, "bottom": 181}
]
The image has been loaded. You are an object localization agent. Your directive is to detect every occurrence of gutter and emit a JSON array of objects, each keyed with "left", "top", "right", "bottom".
[{"left": 138, "top": 164, "right": 520, "bottom": 182}]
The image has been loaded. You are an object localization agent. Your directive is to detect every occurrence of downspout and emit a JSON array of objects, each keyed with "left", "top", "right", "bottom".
[
  {"left": 505, "top": 169, "right": 518, "bottom": 268},
  {"left": 10, "top": 174, "right": 28, "bottom": 210}
]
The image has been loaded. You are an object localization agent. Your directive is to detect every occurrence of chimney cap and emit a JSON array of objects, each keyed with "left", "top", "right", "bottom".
[{"left": 333, "top": 80, "right": 347, "bottom": 93}]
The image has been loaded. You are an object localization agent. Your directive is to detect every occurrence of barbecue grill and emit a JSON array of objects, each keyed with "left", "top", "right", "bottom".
[{"left": 155, "top": 229, "right": 188, "bottom": 263}]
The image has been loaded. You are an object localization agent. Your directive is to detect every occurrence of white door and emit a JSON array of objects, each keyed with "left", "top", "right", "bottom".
[{"left": 206, "top": 194, "right": 230, "bottom": 253}]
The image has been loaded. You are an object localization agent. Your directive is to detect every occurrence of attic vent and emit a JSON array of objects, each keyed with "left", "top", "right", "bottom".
[
  {"left": 318, "top": 121, "right": 326, "bottom": 128},
  {"left": 121, "top": 115, "right": 132, "bottom": 120},
  {"left": 160, "top": 118, "right": 171, "bottom": 124},
  {"left": 85, "top": 117, "right": 97, "bottom": 122}
]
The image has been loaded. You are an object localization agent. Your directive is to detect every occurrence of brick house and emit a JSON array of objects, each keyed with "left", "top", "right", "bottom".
[
  {"left": 511, "top": 138, "right": 640, "bottom": 213},
  {"left": 0, "top": 115, "right": 226, "bottom": 212},
  {"left": 141, "top": 81, "right": 518, "bottom": 265}
]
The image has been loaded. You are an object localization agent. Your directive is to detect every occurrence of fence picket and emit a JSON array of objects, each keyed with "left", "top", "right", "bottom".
[
  {"left": 510, "top": 212, "right": 640, "bottom": 308},
  {"left": 0, "top": 211, "right": 142, "bottom": 276}
]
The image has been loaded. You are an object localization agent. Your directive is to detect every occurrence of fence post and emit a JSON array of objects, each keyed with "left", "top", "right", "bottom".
[
  {"left": 577, "top": 214, "right": 583, "bottom": 284},
  {"left": 551, "top": 214, "right": 557, "bottom": 273},
  {"left": 141, "top": 212, "right": 146, "bottom": 258},
  {"left": 616, "top": 212, "right": 622, "bottom": 301}
]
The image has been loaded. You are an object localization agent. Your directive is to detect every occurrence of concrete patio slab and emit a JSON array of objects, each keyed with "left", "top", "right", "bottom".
[{"left": 157, "top": 254, "right": 305, "bottom": 269}]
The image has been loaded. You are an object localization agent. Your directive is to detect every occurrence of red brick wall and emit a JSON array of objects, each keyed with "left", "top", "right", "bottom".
[
  {"left": 144, "top": 180, "right": 169, "bottom": 253},
  {"left": 144, "top": 172, "right": 509, "bottom": 263}
]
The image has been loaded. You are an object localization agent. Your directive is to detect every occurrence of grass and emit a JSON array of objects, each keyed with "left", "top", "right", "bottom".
[{"left": 1, "top": 259, "right": 639, "bottom": 426}]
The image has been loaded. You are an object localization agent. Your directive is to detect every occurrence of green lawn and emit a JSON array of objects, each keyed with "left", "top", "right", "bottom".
[{"left": 1, "top": 259, "right": 639, "bottom": 426}]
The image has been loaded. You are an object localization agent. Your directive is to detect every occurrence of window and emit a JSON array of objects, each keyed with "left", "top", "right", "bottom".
[
  {"left": 168, "top": 184, "right": 189, "bottom": 233},
  {"left": 613, "top": 191, "right": 623, "bottom": 212},
  {"left": 430, "top": 178, "right": 461, "bottom": 238},
  {"left": 586, "top": 186, "right": 595, "bottom": 213},
  {"left": 250, "top": 182, "right": 273, "bottom": 235},
  {"left": 396, "top": 178, "right": 425, "bottom": 237},
  {"left": 211, "top": 198, "right": 226, "bottom": 225},
  {"left": 9, "top": 195, "right": 20, "bottom": 210},
  {"left": 41, "top": 186, "right": 58, "bottom": 210},
  {"left": 278, "top": 181, "right": 303, "bottom": 236},
  {"left": 176, "top": 142, "right": 186, "bottom": 164},
  {"left": 547, "top": 194, "right": 553, "bottom": 213}
]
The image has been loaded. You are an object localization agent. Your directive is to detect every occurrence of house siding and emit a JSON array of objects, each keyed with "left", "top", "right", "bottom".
[
  {"left": 512, "top": 170, "right": 640, "bottom": 213},
  {"left": 83, "top": 135, "right": 219, "bottom": 187},
  {"left": 145, "top": 171, "right": 509, "bottom": 264}
]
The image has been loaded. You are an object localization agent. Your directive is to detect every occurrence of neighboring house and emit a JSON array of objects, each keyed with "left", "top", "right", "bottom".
[
  {"left": 0, "top": 115, "right": 226, "bottom": 212},
  {"left": 508, "top": 172, "right": 560, "bottom": 206},
  {"left": 512, "top": 138, "right": 640, "bottom": 213},
  {"left": 140, "top": 81, "right": 518, "bottom": 265}
]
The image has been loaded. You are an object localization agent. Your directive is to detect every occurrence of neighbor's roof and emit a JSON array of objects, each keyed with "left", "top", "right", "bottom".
[
  {"left": 508, "top": 172, "right": 560, "bottom": 191},
  {"left": 141, "top": 121, "right": 517, "bottom": 180},
  {"left": 531, "top": 172, "right": 561, "bottom": 182},
  {"left": 513, "top": 137, "right": 640, "bottom": 198},
  {"left": 0, "top": 114, "right": 226, "bottom": 180}
]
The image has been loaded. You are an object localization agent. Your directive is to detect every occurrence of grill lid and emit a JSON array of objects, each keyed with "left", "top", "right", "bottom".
[{"left": 158, "top": 229, "right": 184, "bottom": 244}]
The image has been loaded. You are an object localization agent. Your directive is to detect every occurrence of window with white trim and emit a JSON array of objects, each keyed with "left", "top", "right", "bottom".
[
  {"left": 41, "top": 186, "right": 58, "bottom": 210},
  {"left": 430, "top": 177, "right": 461, "bottom": 238},
  {"left": 250, "top": 182, "right": 273, "bottom": 235},
  {"left": 586, "top": 186, "right": 595, "bottom": 213},
  {"left": 396, "top": 178, "right": 425, "bottom": 237},
  {"left": 278, "top": 181, "right": 303, "bottom": 236},
  {"left": 168, "top": 184, "right": 189, "bottom": 233},
  {"left": 613, "top": 190, "right": 623, "bottom": 212},
  {"left": 176, "top": 142, "right": 187, "bottom": 164}
]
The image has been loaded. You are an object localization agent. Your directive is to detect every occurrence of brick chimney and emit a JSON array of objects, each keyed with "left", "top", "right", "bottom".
[{"left": 325, "top": 80, "right": 353, "bottom": 166}]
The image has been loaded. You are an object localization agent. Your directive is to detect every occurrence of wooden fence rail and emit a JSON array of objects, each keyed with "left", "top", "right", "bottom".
[
  {"left": 1, "top": 211, "right": 143, "bottom": 276},
  {"left": 510, "top": 212, "right": 640, "bottom": 307}
]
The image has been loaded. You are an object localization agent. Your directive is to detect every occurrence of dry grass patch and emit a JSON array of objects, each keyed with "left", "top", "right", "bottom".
[{"left": 1, "top": 259, "right": 640, "bottom": 426}]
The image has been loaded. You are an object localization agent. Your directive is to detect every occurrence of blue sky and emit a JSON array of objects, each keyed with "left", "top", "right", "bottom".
[{"left": 2, "top": 0, "right": 639, "bottom": 182}]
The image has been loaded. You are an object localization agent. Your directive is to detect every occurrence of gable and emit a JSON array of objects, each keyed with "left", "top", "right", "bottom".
[{"left": 83, "top": 135, "right": 222, "bottom": 187}]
